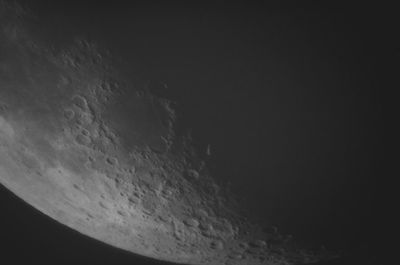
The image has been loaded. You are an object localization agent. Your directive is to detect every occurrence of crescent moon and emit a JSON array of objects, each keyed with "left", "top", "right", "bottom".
[{"left": 0, "top": 2, "right": 334, "bottom": 264}]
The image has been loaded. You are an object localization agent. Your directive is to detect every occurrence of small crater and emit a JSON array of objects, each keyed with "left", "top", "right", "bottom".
[
  {"left": 249, "top": 240, "right": 267, "bottom": 248},
  {"left": 76, "top": 112, "right": 94, "bottom": 125},
  {"left": 196, "top": 209, "right": 209, "bottom": 219},
  {"left": 106, "top": 156, "right": 118, "bottom": 166},
  {"left": 117, "top": 210, "right": 126, "bottom": 216},
  {"left": 263, "top": 226, "right": 278, "bottom": 235},
  {"left": 76, "top": 134, "right": 91, "bottom": 146},
  {"left": 245, "top": 247, "right": 259, "bottom": 255},
  {"left": 158, "top": 214, "right": 170, "bottom": 223},
  {"left": 186, "top": 169, "right": 200, "bottom": 180},
  {"left": 99, "top": 201, "right": 108, "bottom": 209},
  {"left": 210, "top": 240, "right": 224, "bottom": 250},
  {"left": 128, "top": 166, "right": 136, "bottom": 175},
  {"left": 84, "top": 160, "right": 92, "bottom": 169},
  {"left": 87, "top": 213, "right": 94, "bottom": 219},
  {"left": 132, "top": 191, "right": 141, "bottom": 198},
  {"left": 270, "top": 247, "right": 285, "bottom": 255},
  {"left": 141, "top": 193, "right": 158, "bottom": 215},
  {"left": 193, "top": 249, "right": 202, "bottom": 256},
  {"left": 0, "top": 104, "right": 8, "bottom": 112},
  {"left": 239, "top": 242, "right": 249, "bottom": 249},
  {"left": 281, "top": 234, "right": 293, "bottom": 243},
  {"left": 184, "top": 218, "right": 200, "bottom": 228},
  {"left": 136, "top": 90, "right": 144, "bottom": 97},
  {"left": 58, "top": 75, "right": 70, "bottom": 86},
  {"left": 81, "top": 128, "right": 90, "bottom": 136},
  {"left": 72, "top": 183, "right": 84, "bottom": 192},
  {"left": 161, "top": 187, "right": 174, "bottom": 198},
  {"left": 128, "top": 196, "right": 139, "bottom": 206},
  {"left": 72, "top": 95, "right": 88, "bottom": 109},
  {"left": 200, "top": 222, "right": 213, "bottom": 231},
  {"left": 63, "top": 109, "right": 75, "bottom": 120}
]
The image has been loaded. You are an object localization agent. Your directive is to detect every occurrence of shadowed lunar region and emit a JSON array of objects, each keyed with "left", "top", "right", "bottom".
[{"left": 0, "top": 1, "right": 387, "bottom": 265}]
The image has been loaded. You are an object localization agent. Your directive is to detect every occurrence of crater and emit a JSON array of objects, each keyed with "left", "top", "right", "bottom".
[
  {"left": 210, "top": 240, "right": 224, "bottom": 250},
  {"left": 75, "top": 134, "right": 91, "bottom": 146},
  {"left": 72, "top": 183, "right": 84, "bottom": 192},
  {"left": 184, "top": 218, "right": 200, "bottom": 228},
  {"left": 249, "top": 240, "right": 267, "bottom": 248},
  {"left": 185, "top": 169, "right": 200, "bottom": 180},
  {"left": 81, "top": 128, "right": 90, "bottom": 136},
  {"left": 63, "top": 108, "right": 75, "bottom": 120},
  {"left": 99, "top": 201, "right": 109, "bottom": 209},
  {"left": 76, "top": 112, "right": 94, "bottom": 125},
  {"left": 141, "top": 193, "right": 158, "bottom": 215},
  {"left": 0, "top": 116, "right": 15, "bottom": 138},
  {"left": 72, "top": 94, "right": 88, "bottom": 110},
  {"left": 106, "top": 156, "right": 118, "bottom": 166}
]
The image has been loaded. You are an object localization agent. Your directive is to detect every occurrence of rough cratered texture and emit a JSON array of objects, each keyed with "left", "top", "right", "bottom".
[{"left": 0, "top": 2, "right": 332, "bottom": 265}]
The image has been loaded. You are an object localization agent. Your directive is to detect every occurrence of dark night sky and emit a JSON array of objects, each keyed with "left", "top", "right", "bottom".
[{"left": 1, "top": 1, "right": 392, "bottom": 264}]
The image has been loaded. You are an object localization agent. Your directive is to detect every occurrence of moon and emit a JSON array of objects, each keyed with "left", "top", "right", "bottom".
[{"left": 1, "top": 1, "right": 383, "bottom": 265}]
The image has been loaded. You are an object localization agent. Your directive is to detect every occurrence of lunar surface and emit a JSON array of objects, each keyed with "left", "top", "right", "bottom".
[{"left": 0, "top": 2, "right": 338, "bottom": 265}]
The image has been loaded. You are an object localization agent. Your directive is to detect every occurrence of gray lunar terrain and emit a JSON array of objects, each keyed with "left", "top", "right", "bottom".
[{"left": 0, "top": 2, "right": 332, "bottom": 265}]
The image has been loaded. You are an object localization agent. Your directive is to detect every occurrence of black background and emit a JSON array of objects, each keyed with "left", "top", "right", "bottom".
[{"left": 1, "top": 1, "right": 392, "bottom": 264}]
